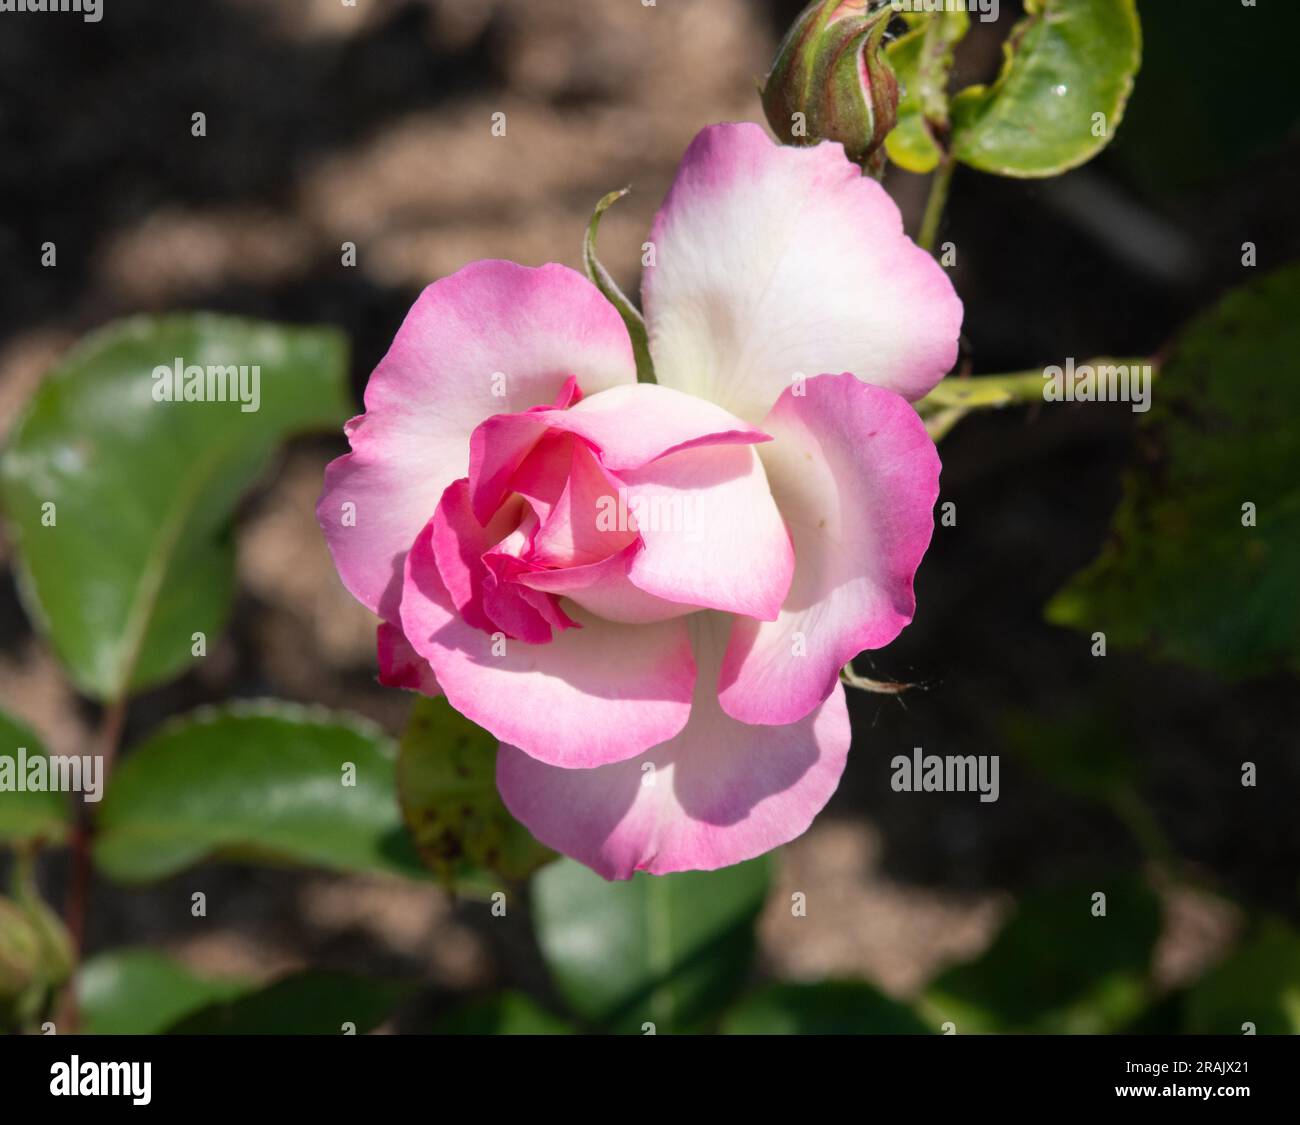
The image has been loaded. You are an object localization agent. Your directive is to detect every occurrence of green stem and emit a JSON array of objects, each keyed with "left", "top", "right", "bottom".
[
  {"left": 917, "top": 152, "right": 954, "bottom": 253},
  {"left": 916, "top": 357, "right": 1156, "bottom": 440}
]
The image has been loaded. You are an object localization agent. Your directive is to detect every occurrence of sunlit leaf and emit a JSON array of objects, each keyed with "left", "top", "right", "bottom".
[
  {"left": 0, "top": 710, "right": 70, "bottom": 846},
  {"left": 78, "top": 949, "right": 249, "bottom": 1035},
  {"left": 951, "top": 0, "right": 1141, "bottom": 177},
  {"left": 0, "top": 314, "right": 349, "bottom": 699},
  {"left": 94, "top": 702, "right": 428, "bottom": 883}
]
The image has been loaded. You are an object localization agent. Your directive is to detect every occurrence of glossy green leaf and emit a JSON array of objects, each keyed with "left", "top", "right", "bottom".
[
  {"left": 78, "top": 949, "right": 249, "bottom": 1035},
  {"left": 1187, "top": 920, "right": 1300, "bottom": 1035},
  {"left": 950, "top": 0, "right": 1142, "bottom": 177},
  {"left": 532, "top": 856, "right": 770, "bottom": 1033},
  {"left": 1047, "top": 265, "right": 1300, "bottom": 677},
  {"left": 583, "top": 190, "right": 655, "bottom": 384},
  {"left": 722, "top": 981, "right": 930, "bottom": 1035},
  {"left": 0, "top": 314, "right": 349, "bottom": 699},
  {"left": 94, "top": 701, "right": 428, "bottom": 883},
  {"left": 433, "top": 991, "right": 574, "bottom": 1035},
  {"left": 167, "top": 971, "right": 407, "bottom": 1035},
  {"left": 0, "top": 710, "right": 70, "bottom": 846},
  {"left": 397, "top": 696, "right": 554, "bottom": 887},
  {"left": 922, "top": 877, "right": 1160, "bottom": 1033}
]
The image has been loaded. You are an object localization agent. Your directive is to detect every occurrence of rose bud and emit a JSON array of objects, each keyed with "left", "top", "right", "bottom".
[{"left": 761, "top": 0, "right": 900, "bottom": 175}]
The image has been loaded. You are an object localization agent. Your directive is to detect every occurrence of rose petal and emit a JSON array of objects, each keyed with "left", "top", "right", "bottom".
[
  {"left": 430, "top": 479, "right": 524, "bottom": 635},
  {"left": 497, "top": 614, "right": 850, "bottom": 879},
  {"left": 376, "top": 621, "right": 440, "bottom": 696},
  {"left": 642, "top": 122, "right": 962, "bottom": 423},
  {"left": 528, "top": 438, "right": 638, "bottom": 568},
  {"left": 519, "top": 543, "right": 695, "bottom": 625},
  {"left": 317, "top": 261, "right": 635, "bottom": 622},
  {"left": 719, "top": 373, "right": 941, "bottom": 725},
  {"left": 621, "top": 443, "right": 794, "bottom": 621},
  {"left": 468, "top": 382, "right": 769, "bottom": 521},
  {"left": 400, "top": 517, "right": 696, "bottom": 768}
]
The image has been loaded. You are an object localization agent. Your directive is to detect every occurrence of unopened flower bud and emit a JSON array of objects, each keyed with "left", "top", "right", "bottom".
[
  {"left": 761, "top": 0, "right": 899, "bottom": 175},
  {"left": 0, "top": 898, "right": 42, "bottom": 1004}
]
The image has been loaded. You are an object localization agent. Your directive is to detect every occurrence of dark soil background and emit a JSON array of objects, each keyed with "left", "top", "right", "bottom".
[{"left": 0, "top": 0, "right": 1296, "bottom": 1023}]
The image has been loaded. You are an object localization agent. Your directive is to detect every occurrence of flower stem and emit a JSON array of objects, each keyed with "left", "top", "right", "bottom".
[
  {"left": 917, "top": 152, "right": 955, "bottom": 254},
  {"left": 58, "top": 694, "right": 127, "bottom": 1031},
  {"left": 916, "top": 357, "right": 1156, "bottom": 440}
]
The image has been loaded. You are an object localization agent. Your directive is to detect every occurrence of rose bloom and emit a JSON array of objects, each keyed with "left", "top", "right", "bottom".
[{"left": 318, "top": 123, "right": 961, "bottom": 879}]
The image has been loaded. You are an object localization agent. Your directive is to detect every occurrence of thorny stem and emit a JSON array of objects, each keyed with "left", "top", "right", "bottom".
[{"left": 58, "top": 694, "right": 127, "bottom": 1031}]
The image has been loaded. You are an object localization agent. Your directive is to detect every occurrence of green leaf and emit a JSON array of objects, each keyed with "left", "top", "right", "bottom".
[
  {"left": 884, "top": 12, "right": 969, "bottom": 175},
  {"left": 0, "top": 314, "right": 350, "bottom": 699},
  {"left": 1187, "top": 920, "right": 1300, "bottom": 1035},
  {"left": 0, "top": 710, "right": 70, "bottom": 846},
  {"left": 722, "top": 981, "right": 930, "bottom": 1035},
  {"left": 78, "top": 949, "right": 249, "bottom": 1035},
  {"left": 884, "top": 25, "right": 942, "bottom": 174},
  {"left": 1047, "top": 265, "right": 1300, "bottom": 677},
  {"left": 81, "top": 951, "right": 409, "bottom": 1036},
  {"left": 532, "top": 856, "right": 770, "bottom": 1033},
  {"left": 166, "top": 971, "right": 407, "bottom": 1035},
  {"left": 583, "top": 190, "right": 655, "bottom": 384},
  {"left": 950, "top": 0, "right": 1142, "bottom": 178},
  {"left": 922, "top": 876, "right": 1160, "bottom": 1033},
  {"left": 397, "top": 696, "right": 554, "bottom": 887},
  {"left": 432, "top": 991, "right": 574, "bottom": 1035},
  {"left": 94, "top": 701, "right": 428, "bottom": 883}
]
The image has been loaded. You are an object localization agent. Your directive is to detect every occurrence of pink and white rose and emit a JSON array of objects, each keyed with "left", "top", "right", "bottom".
[{"left": 317, "top": 122, "right": 962, "bottom": 879}]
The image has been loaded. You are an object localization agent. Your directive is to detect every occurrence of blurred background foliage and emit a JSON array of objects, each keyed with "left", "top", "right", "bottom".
[{"left": 0, "top": 0, "right": 1297, "bottom": 1034}]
